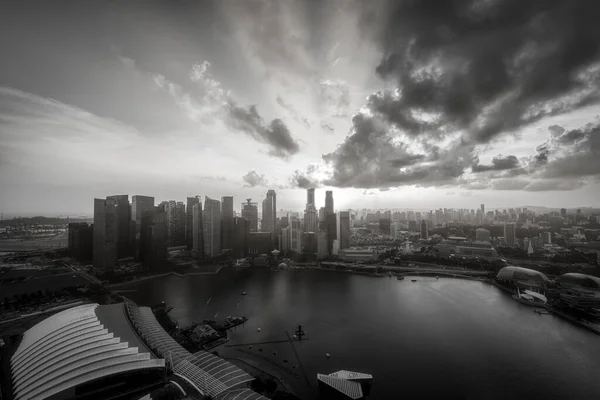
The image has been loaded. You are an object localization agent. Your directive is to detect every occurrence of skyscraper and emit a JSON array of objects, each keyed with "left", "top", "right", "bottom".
[
  {"left": 325, "top": 191, "right": 334, "bottom": 215},
  {"left": 232, "top": 216, "right": 248, "bottom": 258},
  {"left": 131, "top": 195, "right": 154, "bottom": 261},
  {"left": 303, "top": 209, "right": 318, "bottom": 233},
  {"left": 291, "top": 217, "right": 302, "bottom": 253},
  {"left": 176, "top": 202, "right": 186, "bottom": 244},
  {"left": 317, "top": 231, "right": 328, "bottom": 260},
  {"left": 221, "top": 196, "right": 234, "bottom": 251},
  {"left": 186, "top": 196, "right": 201, "bottom": 250},
  {"left": 481, "top": 204, "right": 485, "bottom": 215},
  {"left": 476, "top": 228, "right": 491, "bottom": 242},
  {"left": 132, "top": 195, "right": 155, "bottom": 261},
  {"left": 203, "top": 197, "right": 221, "bottom": 257},
  {"left": 106, "top": 195, "right": 131, "bottom": 259},
  {"left": 93, "top": 198, "right": 118, "bottom": 272},
  {"left": 261, "top": 190, "right": 276, "bottom": 233},
  {"left": 306, "top": 188, "right": 315, "bottom": 210},
  {"left": 339, "top": 211, "right": 350, "bottom": 250},
  {"left": 142, "top": 209, "right": 168, "bottom": 272},
  {"left": 242, "top": 199, "right": 259, "bottom": 232},
  {"left": 420, "top": 220, "right": 428, "bottom": 240},
  {"left": 192, "top": 203, "right": 204, "bottom": 259},
  {"left": 326, "top": 213, "right": 336, "bottom": 254},
  {"left": 504, "top": 222, "right": 516, "bottom": 247}
]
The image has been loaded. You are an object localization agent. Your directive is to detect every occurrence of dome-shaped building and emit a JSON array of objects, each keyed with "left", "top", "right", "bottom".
[
  {"left": 496, "top": 266, "right": 549, "bottom": 283},
  {"left": 556, "top": 273, "right": 600, "bottom": 290}
]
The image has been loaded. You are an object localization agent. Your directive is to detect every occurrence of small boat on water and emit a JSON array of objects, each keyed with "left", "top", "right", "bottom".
[
  {"left": 241, "top": 291, "right": 247, "bottom": 295},
  {"left": 411, "top": 279, "right": 417, "bottom": 283},
  {"left": 534, "top": 308, "right": 550, "bottom": 315},
  {"left": 397, "top": 276, "right": 405, "bottom": 281}
]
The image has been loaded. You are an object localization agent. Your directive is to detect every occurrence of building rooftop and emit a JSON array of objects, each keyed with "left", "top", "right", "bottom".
[{"left": 10, "top": 303, "right": 165, "bottom": 400}]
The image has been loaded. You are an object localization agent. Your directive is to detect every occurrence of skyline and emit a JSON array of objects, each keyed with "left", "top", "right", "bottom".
[{"left": 2, "top": 0, "right": 600, "bottom": 215}]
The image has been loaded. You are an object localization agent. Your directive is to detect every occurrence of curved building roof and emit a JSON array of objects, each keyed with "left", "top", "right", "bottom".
[
  {"left": 496, "top": 266, "right": 549, "bottom": 283},
  {"left": 10, "top": 303, "right": 164, "bottom": 400},
  {"left": 124, "top": 299, "right": 254, "bottom": 398},
  {"left": 556, "top": 273, "right": 600, "bottom": 289}
]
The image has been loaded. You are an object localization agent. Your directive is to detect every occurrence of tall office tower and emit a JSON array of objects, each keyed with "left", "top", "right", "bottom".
[
  {"left": 186, "top": 196, "right": 201, "bottom": 250},
  {"left": 221, "top": 196, "right": 234, "bottom": 251},
  {"left": 192, "top": 203, "right": 204, "bottom": 259},
  {"left": 504, "top": 222, "right": 516, "bottom": 247},
  {"left": 306, "top": 188, "right": 315, "bottom": 210},
  {"left": 166, "top": 201, "right": 178, "bottom": 245},
  {"left": 319, "top": 207, "right": 326, "bottom": 222},
  {"left": 291, "top": 217, "right": 302, "bottom": 253},
  {"left": 476, "top": 228, "right": 491, "bottom": 242},
  {"left": 326, "top": 213, "right": 337, "bottom": 254},
  {"left": 280, "top": 225, "right": 291, "bottom": 253},
  {"left": 132, "top": 195, "right": 155, "bottom": 261},
  {"left": 325, "top": 191, "right": 334, "bottom": 215},
  {"left": 68, "top": 222, "right": 93, "bottom": 262},
  {"left": 261, "top": 190, "right": 276, "bottom": 233},
  {"left": 415, "top": 211, "right": 422, "bottom": 222},
  {"left": 303, "top": 209, "right": 318, "bottom": 233},
  {"left": 176, "top": 202, "right": 186, "bottom": 244},
  {"left": 242, "top": 199, "right": 259, "bottom": 232},
  {"left": 317, "top": 231, "right": 328, "bottom": 260},
  {"left": 560, "top": 208, "right": 567, "bottom": 218},
  {"left": 106, "top": 195, "right": 131, "bottom": 259},
  {"left": 203, "top": 197, "right": 221, "bottom": 257},
  {"left": 338, "top": 211, "right": 350, "bottom": 250},
  {"left": 142, "top": 210, "right": 168, "bottom": 272},
  {"left": 232, "top": 217, "right": 248, "bottom": 258},
  {"left": 93, "top": 198, "right": 118, "bottom": 272},
  {"left": 481, "top": 204, "right": 485, "bottom": 215},
  {"left": 420, "top": 220, "right": 428, "bottom": 239}
]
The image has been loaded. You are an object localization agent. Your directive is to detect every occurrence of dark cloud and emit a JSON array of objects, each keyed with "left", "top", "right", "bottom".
[
  {"left": 320, "top": 121, "right": 334, "bottom": 133},
  {"left": 227, "top": 104, "right": 300, "bottom": 158},
  {"left": 290, "top": 170, "right": 319, "bottom": 189},
  {"left": 242, "top": 170, "right": 268, "bottom": 187},
  {"left": 320, "top": 112, "right": 475, "bottom": 189},
  {"left": 367, "top": 0, "right": 600, "bottom": 143},
  {"left": 548, "top": 124, "right": 566, "bottom": 137},
  {"left": 471, "top": 155, "right": 520, "bottom": 172}
]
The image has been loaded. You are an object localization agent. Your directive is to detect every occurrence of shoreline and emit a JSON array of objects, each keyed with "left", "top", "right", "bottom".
[{"left": 106, "top": 265, "right": 223, "bottom": 288}]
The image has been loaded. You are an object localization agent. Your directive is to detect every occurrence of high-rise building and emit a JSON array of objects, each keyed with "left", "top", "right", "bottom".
[
  {"left": 261, "top": 190, "right": 276, "bottom": 233},
  {"left": 68, "top": 222, "right": 93, "bottom": 262},
  {"left": 142, "top": 209, "right": 168, "bottom": 272},
  {"left": 203, "top": 197, "right": 221, "bottom": 257},
  {"left": 232, "top": 216, "right": 248, "bottom": 258},
  {"left": 106, "top": 195, "right": 131, "bottom": 259},
  {"left": 304, "top": 209, "right": 318, "bottom": 233},
  {"left": 542, "top": 231, "right": 552, "bottom": 245},
  {"left": 420, "top": 220, "right": 428, "bottom": 240},
  {"left": 317, "top": 231, "right": 328, "bottom": 260},
  {"left": 302, "top": 232, "right": 317, "bottom": 254},
  {"left": 132, "top": 195, "right": 155, "bottom": 261},
  {"left": 338, "top": 211, "right": 350, "bottom": 250},
  {"left": 504, "top": 222, "right": 516, "bottom": 247},
  {"left": 247, "top": 232, "right": 272, "bottom": 256},
  {"left": 166, "top": 201, "right": 184, "bottom": 246},
  {"left": 475, "top": 228, "right": 491, "bottom": 242},
  {"left": 186, "top": 196, "right": 201, "bottom": 250},
  {"left": 93, "top": 198, "right": 118, "bottom": 272},
  {"left": 481, "top": 204, "right": 485, "bottom": 216},
  {"left": 325, "top": 191, "right": 334, "bottom": 215},
  {"left": 326, "top": 213, "right": 337, "bottom": 254},
  {"left": 192, "top": 203, "right": 204, "bottom": 259},
  {"left": 242, "top": 199, "right": 259, "bottom": 232},
  {"left": 280, "top": 225, "right": 291, "bottom": 253},
  {"left": 291, "top": 217, "right": 302, "bottom": 253},
  {"left": 306, "top": 188, "right": 315, "bottom": 210},
  {"left": 176, "top": 202, "right": 186, "bottom": 245},
  {"left": 561, "top": 208, "right": 567, "bottom": 218},
  {"left": 221, "top": 196, "right": 234, "bottom": 251}
]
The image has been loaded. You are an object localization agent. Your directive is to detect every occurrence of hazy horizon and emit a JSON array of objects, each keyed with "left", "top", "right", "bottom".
[{"left": 2, "top": 0, "right": 600, "bottom": 214}]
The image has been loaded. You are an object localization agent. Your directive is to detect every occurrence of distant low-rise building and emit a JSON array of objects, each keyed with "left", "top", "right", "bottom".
[{"left": 338, "top": 248, "right": 378, "bottom": 262}]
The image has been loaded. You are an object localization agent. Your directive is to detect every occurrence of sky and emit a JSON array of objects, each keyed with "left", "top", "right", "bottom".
[{"left": 1, "top": 0, "right": 600, "bottom": 216}]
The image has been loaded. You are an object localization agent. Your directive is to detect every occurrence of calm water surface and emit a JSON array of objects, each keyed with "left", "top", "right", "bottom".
[{"left": 123, "top": 268, "right": 600, "bottom": 399}]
